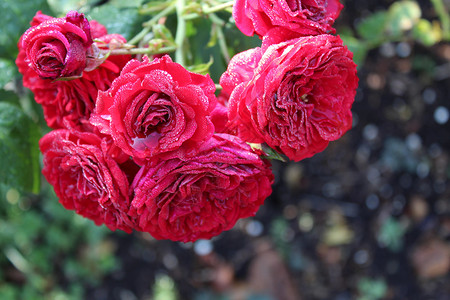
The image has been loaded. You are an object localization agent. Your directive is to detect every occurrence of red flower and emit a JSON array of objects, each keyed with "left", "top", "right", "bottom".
[
  {"left": 90, "top": 55, "right": 216, "bottom": 161},
  {"left": 21, "top": 11, "right": 93, "bottom": 79},
  {"left": 222, "top": 34, "right": 358, "bottom": 161},
  {"left": 129, "top": 134, "right": 274, "bottom": 242},
  {"left": 16, "top": 13, "right": 131, "bottom": 130},
  {"left": 40, "top": 129, "right": 135, "bottom": 232},
  {"left": 233, "top": 0, "right": 343, "bottom": 37}
]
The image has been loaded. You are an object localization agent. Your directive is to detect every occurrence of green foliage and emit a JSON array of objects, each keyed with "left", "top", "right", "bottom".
[
  {"left": 0, "top": 0, "right": 52, "bottom": 59},
  {"left": 0, "top": 186, "right": 117, "bottom": 298},
  {"left": 0, "top": 59, "right": 17, "bottom": 89},
  {"left": 187, "top": 57, "right": 214, "bottom": 75},
  {"left": 0, "top": 102, "right": 40, "bottom": 194},
  {"left": 153, "top": 274, "right": 178, "bottom": 300},
  {"left": 356, "top": 11, "right": 388, "bottom": 45},
  {"left": 343, "top": 0, "right": 449, "bottom": 66},
  {"left": 357, "top": 278, "right": 388, "bottom": 300},
  {"left": 47, "top": 0, "right": 102, "bottom": 15},
  {"left": 377, "top": 217, "right": 406, "bottom": 252},
  {"left": 412, "top": 19, "right": 442, "bottom": 46},
  {"left": 88, "top": 4, "right": 144, "bottom": 40},
  {"left": 386, "top": 1, "right": 421, "bottom": 37},
  {"left": 0, "top": 2, "right": 123, "bottom": 298},
  {"left": 269, "top": 218, "right": 291, "bottom": 259}
]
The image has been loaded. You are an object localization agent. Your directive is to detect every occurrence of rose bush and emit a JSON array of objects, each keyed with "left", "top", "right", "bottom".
[
  {"left": 16, "top": 1, "right": 358, "bottom": 242},
  {"left": 221, "top": 34, "right": 358, "bottom": 161},
  {"left": 21, "top": 11, "right": 93, "bottom": 79},
  {"left": 129, "top": 133, "right": 274, "bottom": 242},
  {"left": 40, "top": 129, "right": 135, "bottom": 232},
  {"left": 233, "top": 0, "right": 343, "bottom": 37},
  {"left": 90, "top": 55, "right": 216, "bottom": 160}
]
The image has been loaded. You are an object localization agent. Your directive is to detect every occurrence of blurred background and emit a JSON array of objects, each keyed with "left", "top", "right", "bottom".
[{"left": 0, "top": 0, "right": 449, "bottom": 299}]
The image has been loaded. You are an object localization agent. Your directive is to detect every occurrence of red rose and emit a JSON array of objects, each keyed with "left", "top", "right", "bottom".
[
  {"left": 90, "top": 55, "right": 216, "bottom": 161},
  {"left": 223, "top": 34, "right": 358, "bottom": 161},
  {"left": 29, "top": 11, "right": 106, "bottom": 39},
  {"left": 17, "top": 15, "right": 131, "bottom": 130},
  {"left": 40, "top": 129, "right": 135, "bottom": 232},
  {"left": 129, "top": 133, "right": 274, "bottom": 242},
  {"left": 233, "top": 0, "right": 343, "bottom": 37},
  {"left": 21, "top": 11, "right": 93, "bottom": 79}
]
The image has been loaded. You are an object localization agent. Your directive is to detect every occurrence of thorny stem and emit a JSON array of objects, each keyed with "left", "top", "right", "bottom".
[
  {"left": 128, "top": 3, "right": 177, "bottom": 45},
  {"left": 175, "top": 0, "right": 187, "bottom": 66},
  {"left": 105, "top": 46, "right": 177, "bottom": 56},
  {"left": 210, "top": 13, "right": 230, "bottom": 63},
  {"left": 184, "top": 1, "right": 234, "bottom": 20},
  {"left": 203, "top": 0, "right": 234, "bottom": 14}
]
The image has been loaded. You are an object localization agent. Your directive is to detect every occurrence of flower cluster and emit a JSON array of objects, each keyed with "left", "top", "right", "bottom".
[
  {"left": 17, "top": 0, "right": 357, "bottom": 242},
  {"left": 18, "top": 11, "right": 274, "bottom": 242}
]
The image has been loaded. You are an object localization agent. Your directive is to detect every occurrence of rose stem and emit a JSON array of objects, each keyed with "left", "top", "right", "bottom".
[
  {"left": 175, "top": 0, "right": 187, "bottom": 66},
  {"left": 128, "top": 3, "right": 177, "bottom": 45}
]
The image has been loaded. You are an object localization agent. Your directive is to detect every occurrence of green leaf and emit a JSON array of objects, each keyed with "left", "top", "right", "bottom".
[
  {"left": 386, "top": 1, "right": 421, "bottom": 37},
  {"left": 0, "top": 89, "right": 20, "bottom": 106},
  {"left": 224, "top": 22, "right": 261, "bottom": 57},
  {"left": 153, "top": 23, "right": 176, "bottom": 46},
  {"left": 185, "top": 18, "right": 226, "bottom": 82},
  {"left": 260, "top": 144, "right": 287, "bottom": 162},
  {"left": 413, "top": 19, "right": 442, "bottom": 46},
  {"left": 0, "top": 102, "right": 40, "bottom": 194},
  {"left": 357, "top": 278, "right": 388, "bottom": 300},
  {"left": 356, "top": 11, "right": 388, "bottom": 44},
  {"left": 187, "top": 57, "right": 214, "bottom": 75},
  {"left": 377, "top": 217, "right": 406, "bottom": 252},
  {"left": 153, "top": 274, "right": 178, "bottom": 300},
  {"left": 0, "top": 0, "right": 52, "bottom": 59},
  {"left": 0, "top": 59, "right": 17, "bottom": 89}
]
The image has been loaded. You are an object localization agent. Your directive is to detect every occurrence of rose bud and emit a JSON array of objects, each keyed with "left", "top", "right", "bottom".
[{"left": 21, "top": 11, "right": 93, "bottom": 80}]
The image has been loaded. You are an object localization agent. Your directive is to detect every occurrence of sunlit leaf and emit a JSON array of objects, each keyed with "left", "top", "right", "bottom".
[
  {"left": 386, "top": 1, "right": 421, "bottom": 37},
  {"left": 356, "top": 11, "right": 388, "bottom": 43},
  {"left": 413, "top": 19, "right": 442, "bottom": 46}
]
